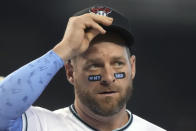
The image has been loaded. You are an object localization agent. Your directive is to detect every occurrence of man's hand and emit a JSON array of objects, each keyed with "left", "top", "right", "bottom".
[{"left": 53, "top": 13, "right": 113, "bottom": 62}]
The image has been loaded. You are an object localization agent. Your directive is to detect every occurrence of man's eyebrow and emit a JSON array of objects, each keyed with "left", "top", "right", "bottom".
[
  {"left": 85, "top": 56, "right": 126, "bottom": 64},
  {"left": 85, "top": 58, "right": 103, "bottom": 64},
  {"left": 111, "top": 56, "right": 126, "bottom": 61}
]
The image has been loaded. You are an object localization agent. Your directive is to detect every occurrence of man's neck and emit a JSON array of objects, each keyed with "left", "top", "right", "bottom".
[{"left": 74, "top": 100, "right": 129, "bottom": 131}]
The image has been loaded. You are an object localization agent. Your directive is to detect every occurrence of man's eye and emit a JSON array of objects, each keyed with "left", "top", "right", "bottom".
[
  {"left": 114, "top": 62, "right": 124, "bottom": 67},
  {"left": 89, "top": 64, "right": 99, "bottom": 70}
]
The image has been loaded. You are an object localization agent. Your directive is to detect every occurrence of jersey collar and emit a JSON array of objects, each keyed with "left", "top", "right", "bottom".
[{"left": 69, "top": 104, "right": 133, "bottom": 131}]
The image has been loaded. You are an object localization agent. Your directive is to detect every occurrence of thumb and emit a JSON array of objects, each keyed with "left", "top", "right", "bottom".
[{"left": 0, "top": 76, "right": 4, "bottom": 82}]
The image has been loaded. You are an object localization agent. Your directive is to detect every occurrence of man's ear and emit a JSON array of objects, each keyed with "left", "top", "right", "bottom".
[
  {"left": 65, "top": 61, "right": 74, "bottom": 85},
  {"left": 130, "top": 55, "right": 136, "bottom": 79}
]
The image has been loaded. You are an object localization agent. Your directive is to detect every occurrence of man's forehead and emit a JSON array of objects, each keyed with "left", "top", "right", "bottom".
[
  {"left": 72, "top": 31, "right": 129, "bottom": 64},
  {"left": 84, "top": 55, "right": 127, "bottom": 65}
]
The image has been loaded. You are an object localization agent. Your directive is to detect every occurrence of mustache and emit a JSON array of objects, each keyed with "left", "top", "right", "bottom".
[{"left": 94, "top": 85, "right": 121, "bottom": 93}]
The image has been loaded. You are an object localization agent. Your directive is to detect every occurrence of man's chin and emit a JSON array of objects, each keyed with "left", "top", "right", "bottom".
[
  {"left": 94, "top": 105, "right": 124, "bottom": 117},
  {"left": 89, "top": 98, "right": 125, "bottom": 117}
]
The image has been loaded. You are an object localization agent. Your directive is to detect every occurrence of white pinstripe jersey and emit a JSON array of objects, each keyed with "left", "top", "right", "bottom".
[{"left": 22, "top": 105, "right": 166, "bottom": 131}]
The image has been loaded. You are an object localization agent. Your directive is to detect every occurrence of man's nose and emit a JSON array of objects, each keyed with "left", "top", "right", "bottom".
[{"left": 100, "top": 65, "right": 115, "bottom": 86}]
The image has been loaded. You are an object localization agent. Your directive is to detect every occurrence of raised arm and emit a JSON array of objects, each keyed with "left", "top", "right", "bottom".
[
  {"left": 0, "top": 13, "right": 113, "bottom": 130},
  {"left": 0, "top": 50, "right": 64, "bottom": 130}
]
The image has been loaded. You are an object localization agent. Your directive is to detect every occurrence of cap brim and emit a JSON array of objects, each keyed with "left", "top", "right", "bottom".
[{"left": 102, "top": 24, "right": 135, "bottom": 49}]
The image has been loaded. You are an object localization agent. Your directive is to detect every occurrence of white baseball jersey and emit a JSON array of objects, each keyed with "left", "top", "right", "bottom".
[{"left": 22, "top": 105, "right": 166, "bottom": 131}]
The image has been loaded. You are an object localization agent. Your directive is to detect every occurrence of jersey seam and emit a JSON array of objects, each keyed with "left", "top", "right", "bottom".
[
  {"left": 69, "top": 105, "right": 98, "bottom": 130},
  {"left": 22, "top": 113, "right": 28, "bottom": 131}
]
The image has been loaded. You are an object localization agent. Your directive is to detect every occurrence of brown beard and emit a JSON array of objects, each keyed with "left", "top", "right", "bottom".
[{"left": 75, "top": 80, "right": 133, "bottom": 117}]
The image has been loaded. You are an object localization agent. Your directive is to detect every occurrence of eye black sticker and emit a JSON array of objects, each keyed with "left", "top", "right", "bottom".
[
  {"left": 114, "top": 72, "right": 126, "bottom": 79},
  {"left": 88, "top": 75, "right": 102, "bottom": 81}
]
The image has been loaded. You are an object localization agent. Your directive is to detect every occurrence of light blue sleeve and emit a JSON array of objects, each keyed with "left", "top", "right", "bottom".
[{"left": 0, "top": 50, "right": 64, "bottom": 130}]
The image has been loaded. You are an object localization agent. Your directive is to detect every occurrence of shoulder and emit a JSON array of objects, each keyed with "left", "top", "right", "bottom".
[
  {"left": 53, "top": 107, "right": 70, "bottom": 115},
  {"left": 25, "top": 106, "right": 72, "bottom": 122},
  {"left": 23, "top": 106, "right": 74, "bottom": 131},
  {"left": 130, "top": 113, "right": 166, "bottom": 131}
]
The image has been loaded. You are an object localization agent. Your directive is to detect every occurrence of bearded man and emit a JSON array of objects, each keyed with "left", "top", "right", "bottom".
[{"left": 0, "top": 5, "right": 166, "bottom": 131}]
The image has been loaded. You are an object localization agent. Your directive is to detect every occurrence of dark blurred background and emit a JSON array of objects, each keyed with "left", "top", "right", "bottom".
[{"left": 0, "top": 0, "right": 195, "bottom": 130}]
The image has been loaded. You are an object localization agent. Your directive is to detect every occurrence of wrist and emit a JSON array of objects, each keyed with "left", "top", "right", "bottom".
[{"left": 52, "top": 42, "right": 72, "bottom": 63}]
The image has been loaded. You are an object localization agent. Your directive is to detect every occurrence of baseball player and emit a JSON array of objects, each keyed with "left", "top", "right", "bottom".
[{"left": 0, "top": 5, "right": 166, "bottom": 131}]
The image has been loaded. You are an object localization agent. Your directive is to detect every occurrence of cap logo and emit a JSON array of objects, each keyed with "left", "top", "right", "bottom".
[{"left": 89, "top": 6, "right": 112, "bottom": 16}]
